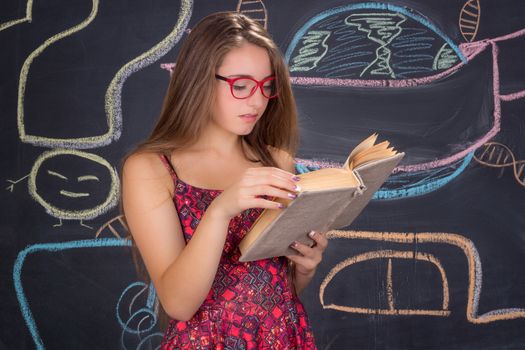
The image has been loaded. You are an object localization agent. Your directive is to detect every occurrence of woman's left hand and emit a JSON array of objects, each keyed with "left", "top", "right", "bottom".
[{"left": 287, "top": 230, "right": 328, "bottom": 276}]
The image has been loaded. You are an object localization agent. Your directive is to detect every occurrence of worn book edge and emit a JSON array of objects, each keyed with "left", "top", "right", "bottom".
[{"left": 238, "top": 187, "right": 360, "bottom": 262}]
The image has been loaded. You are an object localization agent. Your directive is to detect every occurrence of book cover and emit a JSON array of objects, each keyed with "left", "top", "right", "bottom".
[{"left": 238, "top": 137, "right": 405, "bottom": 262}]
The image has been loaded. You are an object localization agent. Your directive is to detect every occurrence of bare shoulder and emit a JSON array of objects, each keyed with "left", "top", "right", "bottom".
[
  {"left": 122, "top": 151, "right": 175, "bottom": 196},
  {"left": 122, "top": 151, "right": 167, "bottom": 178},
  {"left": 267, "top": 146, "right": 295, "bottom": 174}
]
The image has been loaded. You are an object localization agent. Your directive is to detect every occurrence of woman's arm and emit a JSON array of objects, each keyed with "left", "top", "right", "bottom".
[{"left": 122, "top": 153, "right": 231, "bottom": 321}]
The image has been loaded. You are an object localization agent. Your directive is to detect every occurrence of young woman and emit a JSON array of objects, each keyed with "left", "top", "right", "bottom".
[{"left": 120, "top": 11, "right": 328, "bottom": 349}]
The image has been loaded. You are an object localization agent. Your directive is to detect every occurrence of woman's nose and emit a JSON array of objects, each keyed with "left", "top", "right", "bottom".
[{"left": 247, "top": 86, "right": 266, "bottom": 108}]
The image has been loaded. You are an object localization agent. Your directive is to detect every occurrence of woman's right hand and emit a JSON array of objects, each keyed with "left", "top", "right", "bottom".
[{"left": 208, "top": 167, "right": 301, "bottom": 220}]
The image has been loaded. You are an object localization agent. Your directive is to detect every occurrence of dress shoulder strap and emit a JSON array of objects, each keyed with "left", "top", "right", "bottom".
[{"left": 158, "top": 153, "right": 178, "bottom": 180}]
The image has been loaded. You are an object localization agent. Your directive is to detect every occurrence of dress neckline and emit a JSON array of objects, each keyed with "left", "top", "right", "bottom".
[{"left": 175, "top": 176, "right": 224, "bottom": 194}]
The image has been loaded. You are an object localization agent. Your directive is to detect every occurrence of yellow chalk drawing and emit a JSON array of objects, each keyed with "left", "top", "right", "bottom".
[
  {"left": 433, "top": 43, "right": 460, "bottom": 70},
  {"left": 105, "top": 0, "right": 192, "bottom": 147},
  {"left": 474, "top": 142, "right": 525, "bottom": 187},
  {"left": 47, "top": 170, "right": 68, "bottom": 180},
  {"left": 459, "top": 0, "right": 481, "bottom": 42},
  {"left": 46, "top": 169, "right": 100, "bottom": 199},
  {"left": 6, "top": 175, "right": 30, "bottom": 192},
  {"left": 320, "top": 249, "right": 450, "bottom": 316},
  {"left": 17, "top": 0, "right": 100, "bottom": 147},
  {"left": 386, "top": 258, "right": 394, "bottom": 310},
  {"left": 0, "top": 0, "right": 34, "bottom": 31},
  {"left": 78, "top": 175, "right": 99, "bottom": 182},
  {"left": 17, "top": 0, "right": 192, "bottom": 148},
  {"left": 236, "top": 0, "right": 268, "bottom": 29},
  {"left": 322, "top": 230, "right": 525, "bottom": 323},
  {"left": 5, "top": 149, "right": 119, "bottom": 225},
  {"left": 289, "top": 30, "right": 331, "bottom": 72},
  {"left": 95, "top": 215, "right": 129, "bottom": 239}
]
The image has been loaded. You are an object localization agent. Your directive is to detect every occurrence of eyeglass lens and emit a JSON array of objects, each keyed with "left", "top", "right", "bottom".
[{"left": 231, "top": 78, "right": 277, "bottom": 99}]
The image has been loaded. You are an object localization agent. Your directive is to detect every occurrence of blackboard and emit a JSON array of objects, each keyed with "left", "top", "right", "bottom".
[{"left": 1, "top": 0, "right": 524, "bottom": 349}]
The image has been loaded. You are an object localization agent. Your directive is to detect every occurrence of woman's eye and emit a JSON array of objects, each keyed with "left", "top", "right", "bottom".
[{"left": 233, "top": 85, "right": 247, "bottom": 90}]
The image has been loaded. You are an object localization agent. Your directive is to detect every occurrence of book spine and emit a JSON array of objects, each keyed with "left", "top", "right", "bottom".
[{"left": 352, "top": 170, "right": 367, "bottom": 197}]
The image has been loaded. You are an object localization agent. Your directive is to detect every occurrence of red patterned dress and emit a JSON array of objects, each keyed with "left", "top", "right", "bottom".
[{"left": 158, "top": 153, "right": 317, "bottom": 350}]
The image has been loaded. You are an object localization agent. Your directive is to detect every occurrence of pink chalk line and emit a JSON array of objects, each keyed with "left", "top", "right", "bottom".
[{"left": 158, "top": 29, "right": 525, "bottom": 173}]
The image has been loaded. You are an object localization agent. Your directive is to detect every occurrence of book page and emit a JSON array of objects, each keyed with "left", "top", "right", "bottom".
[
  {"left": 298, "top": 168, "right": 360, "bottom": 190},
  {"left": 343, "top": 133, "right": 378, "bottom": 170}
]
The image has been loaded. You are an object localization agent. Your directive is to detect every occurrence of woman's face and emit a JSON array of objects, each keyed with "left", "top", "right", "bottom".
[{"left": 211, "top": 42, "right": 273, "bottom": 136}]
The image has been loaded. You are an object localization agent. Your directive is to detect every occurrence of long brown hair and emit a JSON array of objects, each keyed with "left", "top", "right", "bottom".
[
  {"left": 119, "top": 11, "right": 299, "bottom": 330},
  {"left": 123, "top": 10, "right": 298, "bottom": 162}
]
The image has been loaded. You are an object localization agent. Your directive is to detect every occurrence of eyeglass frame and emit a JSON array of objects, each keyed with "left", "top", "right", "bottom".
[{"left": 214, "top": 74, "right": 279, "bottom": 99}]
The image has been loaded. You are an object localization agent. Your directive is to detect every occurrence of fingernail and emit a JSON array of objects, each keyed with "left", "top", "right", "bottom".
[
  {"left": 287, "top": 193, "right": 297, "bottom": 199},
  {"left": 278, "top": 203, "right": 286, "bottom": 209},
  {"left": 294, "top": 185, "right": 301, "bottom": 192},
  {"left": 290, "top": 241, "right": 298, "bottom": 248},
  {"left": 292, "top": 176, "right": 300, "bottom": 182},
  {"left": 308, "top": 230, "right": 316, "bottom": 238}
]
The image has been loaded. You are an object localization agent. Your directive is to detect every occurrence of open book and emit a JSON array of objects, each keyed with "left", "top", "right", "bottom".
[{"left": 238, "top": 133, "right": 405, "bottom": 262}]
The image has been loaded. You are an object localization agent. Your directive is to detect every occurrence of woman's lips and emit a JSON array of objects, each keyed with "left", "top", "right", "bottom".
[{"left": 240, "top": 114, "right": 257, "bottom": 122}]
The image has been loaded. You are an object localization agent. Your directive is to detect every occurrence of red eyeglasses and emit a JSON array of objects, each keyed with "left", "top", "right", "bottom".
[{"left": 215, "top": 74, "right": 279, "bottom": 99}]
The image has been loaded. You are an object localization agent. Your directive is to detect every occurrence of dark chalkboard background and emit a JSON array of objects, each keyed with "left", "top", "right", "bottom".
[{"left": 1, "top": 0, "right": 525, "bottom": 349}]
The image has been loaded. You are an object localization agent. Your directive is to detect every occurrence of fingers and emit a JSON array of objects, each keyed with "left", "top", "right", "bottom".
[
  {"left": 287, "top": 231, "right": 328, "bottom": 260},
  {"left": 286, "top": 231, "right": 328, "bottom": 276},
  {"left": 308, "top": 230, "right": 328, "bottom": 251},
  {"left": 247, "top": 184, "right": 299, "bottom": 202},
  {"left": 245, "top": 167, "right": 300, "bottom": 194},
  {"left": 292, "top": 231, "right": 327, "bottom": 253},
  {"left": 252, "top": 197, "right": 288, "bottom": 210}
]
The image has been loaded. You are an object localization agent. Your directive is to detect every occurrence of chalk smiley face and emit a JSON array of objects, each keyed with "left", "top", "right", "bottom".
[{"left": 29, "top": 149, "right": 119, "bottom": 220}]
